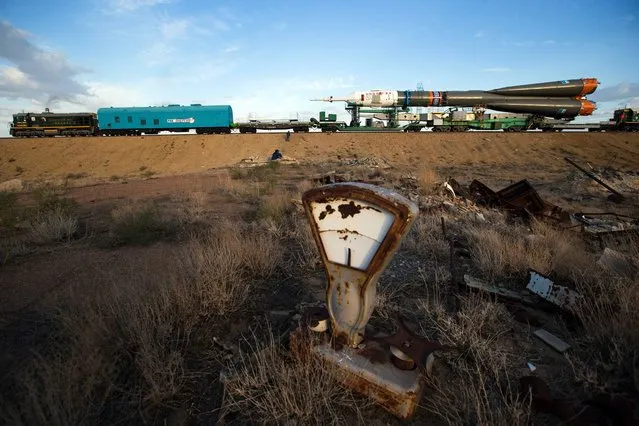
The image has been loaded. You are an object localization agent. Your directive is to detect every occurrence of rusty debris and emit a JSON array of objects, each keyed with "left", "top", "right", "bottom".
[
  {"left": 366, "top": 315, "right": 451, "bottom": 375},
  {"left": 526, "top": 270, "right": 582, "bottom": 313},
  {"left": 565, "top": 156, "right": 626, "bottom": 203},
  {"left": 463, "top": 274, "right": 538, "bottom": 305},
  {"left": 573, "top": 213, "right": 639, "bottom": 250},
  {"left": 470, "top": 179, "right": 567, "bottom": 220}
]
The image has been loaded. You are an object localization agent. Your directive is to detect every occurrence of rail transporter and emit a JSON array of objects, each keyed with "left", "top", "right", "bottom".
[{"left": 7, "top": 78, "right": 639, "bottom": 137}]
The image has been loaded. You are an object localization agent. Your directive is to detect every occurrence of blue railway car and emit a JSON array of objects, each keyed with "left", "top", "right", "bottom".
[{"left": 96, "top": 104, "right": 233, "bottom": 135}]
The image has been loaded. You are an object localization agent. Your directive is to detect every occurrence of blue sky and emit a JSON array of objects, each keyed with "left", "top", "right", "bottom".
[{"left": 1, "top": 0, "right": 638, "bottom": 135}]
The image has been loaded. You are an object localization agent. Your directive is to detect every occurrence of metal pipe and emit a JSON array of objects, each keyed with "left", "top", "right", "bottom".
[{"left": 564, "top": 157, "right": 624, "bottom": 199}]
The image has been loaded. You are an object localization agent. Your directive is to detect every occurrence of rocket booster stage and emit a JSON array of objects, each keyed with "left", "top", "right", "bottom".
[{"left": 313, "top": 78, "right": 599, "bottom": 119}]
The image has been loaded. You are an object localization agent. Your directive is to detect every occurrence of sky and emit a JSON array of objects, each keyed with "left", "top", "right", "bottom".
[{"left": 0, "top": 0, "right": 638, "bottom": 136}]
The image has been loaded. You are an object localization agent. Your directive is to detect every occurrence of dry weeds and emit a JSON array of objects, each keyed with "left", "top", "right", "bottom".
[
  {"left": 285, "top": 214, "right": 321, "bottom": 270},
  {"left": 220, "top": 329, "right": 365, "bottom": 425},
  {"left": 179, "top": 220, "right": 283, "bottom": 316},
  {"left": 28, "top": 205, "right": 79, "bottom": 243},
  {"left": 416, "top": 290, "right": 531, "bottom": 425},
  {"left": 403, "top": 215, "right": 449, "bottom": 260},
  {"left": 174, "top": 190, "right": 208, "bottom": 222},
  {"left": 417, "top": 164, "right": 439, "bottom": 195},
  {"left": 108, "top": 201, "right": 174, "bottom": 246},
  {"left": 3, "top": 165, "right": 639, "bottom": 426},
  {"left": 257, "top": 191, "right": 294, "bottom": 222},
  {"left": 569, "top": 271, "right": 639, "bottom": 394},
  {"left": 465, "top": 218, "right": 594, "bottom": 282}
]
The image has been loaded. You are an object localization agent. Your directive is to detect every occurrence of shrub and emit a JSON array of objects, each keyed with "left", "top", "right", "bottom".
[{"left": 108, "top": 201, "right": 172, "bottom": 246}]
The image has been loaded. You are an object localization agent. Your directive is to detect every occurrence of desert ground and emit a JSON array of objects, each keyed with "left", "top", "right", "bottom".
[{"left": 0, "top": 131, "right": 638, "bottom": 425}]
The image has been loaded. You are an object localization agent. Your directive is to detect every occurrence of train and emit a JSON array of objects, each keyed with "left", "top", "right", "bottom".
[{"left": 7, "top": 104, "right": 639, "bottom": 138}]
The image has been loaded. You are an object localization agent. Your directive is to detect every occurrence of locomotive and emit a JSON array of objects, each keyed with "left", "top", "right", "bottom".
[{"left": 10, "top": 109, "right": 98, "bottom": 137}]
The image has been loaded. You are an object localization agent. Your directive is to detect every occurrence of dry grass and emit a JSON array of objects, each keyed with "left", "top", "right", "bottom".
[
  {"left": 465, "top": 218, "right": 594, "bottom": 282},
  {"left": 174, "top": 190, "right": 208, "bottom": 222},
  {"left": 286, "top": 214, "right": 321, "bottom": 270},
  {"left": 3, "top": 165, "right": 638, "bottom": 426},
  {"left": 24, "top": 185, "right": 80, "bottom": 244},
  {"left": 417, "top": 164, "right": 439, "bottom": 194},
  {"left": 374, "top": 280, "right": 413, "bottom": 320},
  {"left": 28, "top": 206, "right": 79, "bottom": 243},
  {"left": 416, "top": 290, "right": 532, "bottom": 425},
  {"left": 568, "top": 271, "right": 639, "bottom": 394},
  {"left": 0, "top": 223, "right": 279, "bottom": 424},
  {"left": 402, "top": 214, "right": 449, "bottom": 260},
  {"left": 295, "top": 179, "right": 313, "bottom": 197},
  {"left": 257, "top": 192, "right": 294, "bottom": 222},
  {"left": 179, "top": 220, "right": 283, "bottom": 316},
  {"left": 0, "top": 262, "right": 193, "bottom": 425},
  {"left": 220, "top": 329, "right": 366, "bottom": 425},
  {"left": 218, "top": 170, "right": 273, "bottom": 199},
  {"left": 107, "top": 201, "right": 175, "bottom": 246}
]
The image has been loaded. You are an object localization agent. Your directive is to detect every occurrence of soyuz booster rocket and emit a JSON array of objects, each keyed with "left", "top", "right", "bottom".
[{"left": 313, "top": 78, "right": 599, "bottom": 119}]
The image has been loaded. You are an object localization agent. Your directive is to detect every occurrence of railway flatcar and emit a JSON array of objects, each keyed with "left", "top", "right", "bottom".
[
  {"left": 9, "top": 109, "right": 98, "bottom": 137},
  {"left": 96, "top": 104, "right": 233, "bottom": 135}
]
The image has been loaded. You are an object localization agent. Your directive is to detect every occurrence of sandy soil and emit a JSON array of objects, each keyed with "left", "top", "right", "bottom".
[{"left": 1, "top": 132, "right": 638, "bottom": 183}]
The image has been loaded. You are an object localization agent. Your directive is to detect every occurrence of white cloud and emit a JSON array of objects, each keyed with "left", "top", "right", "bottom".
[
  {"left": 288, "top": 76, "right": 356, "bottom": 91},
  {"left": 543, "top": 39, "right": 556, "bottom": 45},
  {"left": 0, "top": 66, "right": 39, "bottom": 89},
  {"left": 474, "top": 30, "right": 485, "bottom": 38},
  {"left": 224, "top": 46, "right": 240, "bottom": 53},
  {"left": 480, "top": 67, "right": 511, "bottom": 73},
  {"left": 105, "top": 0, "right": 172, "bottom": 13},
  {"left": 591, "top": 82, "right": 639, "bottom": 102},
  {"left": 78, "top": 81, "right": 146, "bottom": 110},
  {"left": 139, "top": 41, "right": 174, "bottom": 66},
  {"left": 0, "top": 20, "right": 90, "bottom": 107},
  {"left": 623, "top": 14, "right": 635, "bottom": 22}
]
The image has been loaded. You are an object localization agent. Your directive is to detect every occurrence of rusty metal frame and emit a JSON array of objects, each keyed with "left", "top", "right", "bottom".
[
  {"left": 302, "top": 183, "right": 415, "bottom": 275},
  {"left": 302, "top": 183, "right": 418, "bottom": 347}
]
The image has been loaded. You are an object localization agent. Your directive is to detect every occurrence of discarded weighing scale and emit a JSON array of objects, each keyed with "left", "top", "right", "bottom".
[{"left": 298, "top": 182, "right": 447, "bottom": 420}]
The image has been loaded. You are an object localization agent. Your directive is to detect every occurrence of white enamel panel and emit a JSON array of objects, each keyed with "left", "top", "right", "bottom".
[{"left": 310, "top": 199, "right": 395, "bottom": 270}]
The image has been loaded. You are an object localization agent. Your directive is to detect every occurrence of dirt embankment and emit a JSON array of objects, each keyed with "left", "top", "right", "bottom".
[{"left": 1, "top": 132, "right": 638, "bottom": 183}]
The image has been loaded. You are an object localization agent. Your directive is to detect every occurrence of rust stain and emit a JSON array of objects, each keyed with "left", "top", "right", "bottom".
[
  {"left": 338, "top": 201, "right": 363, "bottom": 218},
  {"left": 318, "top": 204, "right": 336, "bottom": 220},
  {"left": 337, "top": 201, "right": 383, "bottom": 219},
  {"left": 357, "top": 341, "right": 388, "bottom": 364},
  {"left": 339, "top": 368, "right": 422, "bottom": 420}
]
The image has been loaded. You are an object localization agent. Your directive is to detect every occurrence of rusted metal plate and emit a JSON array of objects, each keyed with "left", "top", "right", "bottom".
[
  {"left": 526, "top": 270, "right": 581, "bottom": 312},
  {"left": 469, "top": 179, "right": 500, "bottom": 206},
  {"left": 469, "top": 179, "right": 565, "bottom": 219},
  {"left": 302, "top": 183, "right": 418, "bottom": 347},
  {"left": 464, "top": 274, "right": 538, "bottom": 305},
  {"left": 496, "top": 179, "right": 547, "bottom": 214},
  {"left": 366, "top": 315, "right": 450, "bottom": 372},
  {"left": 314, "top": 342, "right": 426, "bottom": 420}
]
